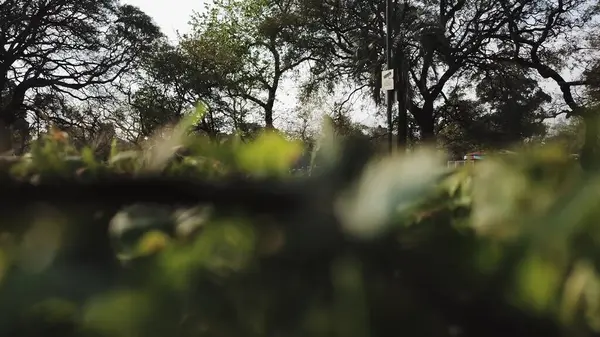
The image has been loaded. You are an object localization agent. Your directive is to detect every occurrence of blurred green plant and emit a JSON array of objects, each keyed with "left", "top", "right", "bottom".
[{"left": 0, "top": 115, "right": 599, "bottom": 337}]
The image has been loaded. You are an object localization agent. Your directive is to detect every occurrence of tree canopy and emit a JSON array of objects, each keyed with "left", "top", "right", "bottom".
[
  {"left": 1, "top": 0, "right": 600, "bottom": 159},
  {"left": 0, "top": 0, "right": 162, "bottom": 152}
]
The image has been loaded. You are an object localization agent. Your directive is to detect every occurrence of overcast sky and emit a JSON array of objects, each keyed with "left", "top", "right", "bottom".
[{"left": 122, "top": 0, "right": 197, "bottom": 40}]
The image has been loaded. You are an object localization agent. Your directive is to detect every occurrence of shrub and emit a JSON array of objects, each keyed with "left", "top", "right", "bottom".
[{"left": 0, "top": 118, "right": 596, "bottom": 337}]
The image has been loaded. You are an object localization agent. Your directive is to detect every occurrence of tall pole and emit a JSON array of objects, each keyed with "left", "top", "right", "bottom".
[
  {"left": 385, "top": 0, "right": 394, "bottom": 154},
  {"left": 396, "top": 1, "right": 410, "bottom": 152},
  {"left": 397, "top": 51, "right": 408, "bottom": 150}
]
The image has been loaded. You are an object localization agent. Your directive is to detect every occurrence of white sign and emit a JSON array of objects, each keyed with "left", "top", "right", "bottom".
[{"left": 381, "top": 69, "right": 394, "bottom": 90}]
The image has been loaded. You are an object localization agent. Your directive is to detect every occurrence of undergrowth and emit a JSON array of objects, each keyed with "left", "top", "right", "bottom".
[{"left": 0, "top": 110, "right": 596, "bottom": 337}]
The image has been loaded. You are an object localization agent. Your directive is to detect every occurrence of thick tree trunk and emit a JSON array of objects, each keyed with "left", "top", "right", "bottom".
[
  {"left": 420, "top": 122, "right": 435, "bottom": 143},
  {"left": 265, "top": 108, "right": 274, "bottom": 129},
  {"left": 265, "top": 71, "right": 280, "bottom": 130},
  {"left": 412, "top": 101, "right": 436, "bottom": 144}
]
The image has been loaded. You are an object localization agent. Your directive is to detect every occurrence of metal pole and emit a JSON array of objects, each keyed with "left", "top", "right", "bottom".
[{"left": 385, "top": 0, "right": 394, "bottom": 153}]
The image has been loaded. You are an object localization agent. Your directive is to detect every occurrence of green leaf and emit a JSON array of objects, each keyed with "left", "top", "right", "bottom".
[
  {"left": 235, "top": 131, "right": 302, "bottom": 176},
  {"left": 109, "top": 138, "right": 119, "bottom": 161},
  {"left": 108, "top": 150, "right": 140, "bottom": 172},
  {"left": 158, "top": 219, "right": 256, "bottom": 289},
  {"left": 179, "top": 101, "right": 208, "bottom": 132},
  {"left": 143, "top": 101, "right": 209, "bottom": 172},
  {"left": 109, "top": 204, "right": 174, "bottom": 261},
  {"left": 80, "top": 147, "right": 99, "bottom": 169},
  {"left": 560, "top": 260, "right": 596, "bottom": 325},
  {"left": 512, "top": 253, "right": 563, "bottom": 313},
  {"left": 82, "top": 290, "right": 154, "bottom": 337},
  {"left": 335, "top": 148, "right": 447, "bottom": 239}
]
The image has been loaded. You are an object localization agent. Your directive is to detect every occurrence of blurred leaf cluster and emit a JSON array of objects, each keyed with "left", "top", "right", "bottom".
[{"left": 0, "top": 116, "right": 599, "bottom": 337}]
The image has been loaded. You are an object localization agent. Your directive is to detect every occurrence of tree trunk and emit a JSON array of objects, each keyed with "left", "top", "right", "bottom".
[
  {"left": 265, "top": 107, "right": 274, "bottom": 129},
  {"left": 0, "top": 119, "right": 12, "bottom": 154},
  {"left": 265, "top": 71, "right": 280, "bottom": 130},
  {"left": 420, "top": 122, "right": 435, "bottom": 143},
  {"left": 580, "top": 113, "right": 600, "bottom": 171},
  {"left": 412, "top": 101, "right": 435, "bottom": 144}
]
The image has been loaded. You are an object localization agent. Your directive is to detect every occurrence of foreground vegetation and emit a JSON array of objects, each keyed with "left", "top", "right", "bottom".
[{"left": 0, "top": 115, "right": 597, "bottom": 337}]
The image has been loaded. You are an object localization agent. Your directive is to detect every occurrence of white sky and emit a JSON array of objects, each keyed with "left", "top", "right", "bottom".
[{"left": 121, "top": 0, "right": 196, "bottom": 41}]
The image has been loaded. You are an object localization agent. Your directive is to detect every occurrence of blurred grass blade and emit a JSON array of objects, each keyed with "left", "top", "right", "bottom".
[{"left": 336, "top": 148, "right": 447, "bottom": 239}]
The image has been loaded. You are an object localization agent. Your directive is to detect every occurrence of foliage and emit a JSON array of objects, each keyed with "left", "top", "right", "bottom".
[
  {"left": 129, "top": 0, "right": 324, "bottom": 135},
  {"left": 544, "top": 117, "right": 586, "bottom": 155},
  {"left": 1, "top": 114, "right": 600, "bottom": 337},
  {"left": 292, "top": 0, "right": 547, "bottom": 139},
  {"left": 284, "top": 0, "right": 600, "bottom": 149},
  {"left": 438, "top": 66, "right": 553, "bottom": 156},
  {"left": 3, "top": 0, "right": 600, "bottom": 157},
  {"left": 0, "top": 0, "right": 163, "bottom": 151}
]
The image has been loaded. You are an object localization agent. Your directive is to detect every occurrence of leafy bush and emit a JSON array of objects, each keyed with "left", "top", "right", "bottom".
[{"left": 0, "top": 116, "right": 597, "bottom": 337}]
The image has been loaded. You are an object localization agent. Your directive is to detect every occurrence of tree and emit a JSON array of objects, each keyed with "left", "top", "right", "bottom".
[
  {"left": 437, "top": 94, "right": 488, "bottom": 158},
  {"left": 543, "top": 116, "right": 585, "bottom": 154},
  {"left": 579, "top": 33, "right": 600, "bottom": 106},
  {"left": 182, "top": 0, "right": 324, "bottom": 129},
  {"left": 295, "top": 0, "right": 513, "bottom": 141},
  {"left": 483, "top": 0, "right": 595, "bottom": 114},
  {"left": 127, "top": 0, "right": 322, "bottom": 137},
  {"left": 473, "top": 65, "right": 552, "bottom": 146},
  {"left": 22, "top": 93, "right": 137, "bottom": 156},
  {"left": 130, "top": 85, "right": 184, "bottom": 138},
  {"left": 116, "top": 35, "right": 240, "bottom": 139},
  {"left": 437, "top": 66, "right": 551, "bottom": 157},
  {"left": 0, "top": 0, "right": 162, "bottom": 151},
  {"left": 481, "top": 0, "right": 600, "bottom": 168}
]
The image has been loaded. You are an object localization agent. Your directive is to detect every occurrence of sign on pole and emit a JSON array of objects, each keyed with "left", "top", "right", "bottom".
[{"left": 381, "top": 69, "right": 394, "bottom": 91}]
